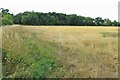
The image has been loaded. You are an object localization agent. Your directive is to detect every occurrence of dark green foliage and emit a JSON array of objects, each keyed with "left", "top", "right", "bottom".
[
  {"left": 1, "top": 8, "right": 120, "bottom": 26},
  {"left": 103, "top": 18, "right": 112, "bottom": 26},
  {"left": 14, "top": 11, "right": 120, "bottom": 26},
  {"left": 0, "top": 8, "right": 14, "bottom": 25},
  {"left": 21, "top": 11, "right": 39, "bottom": 25},
  {"left": 94, "top": 17, "right": 104, "bottom": 26},
  {"left": 112, "top": 20, "right": 119, "bottom": 26},
  {"left": 2, "top": 14, "right": 13, "bottom": 25},
  {"left": 14, "top": 13, "right": 22, "bottom": 24}
]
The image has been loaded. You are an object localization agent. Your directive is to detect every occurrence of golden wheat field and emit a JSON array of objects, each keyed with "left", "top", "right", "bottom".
[{"left": 2, "top": 25, "right": 118, "bottom": 78}]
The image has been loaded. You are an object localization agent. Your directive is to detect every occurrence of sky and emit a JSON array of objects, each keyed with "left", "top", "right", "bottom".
[{"left": 0, "top": 0, "right": 119, "bottom": 21}]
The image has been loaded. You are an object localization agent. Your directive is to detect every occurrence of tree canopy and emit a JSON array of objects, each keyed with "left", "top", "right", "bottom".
[
  {"left": 1, "top": 8, "right": 120, "bottom": 26},
  {"left": 0, "top": 8, "right": 14, "bottom": 25}
]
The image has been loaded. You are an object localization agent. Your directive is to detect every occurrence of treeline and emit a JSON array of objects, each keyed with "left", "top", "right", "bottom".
[{"left": 1, "top": 8, "right": 120, "bottom": 26}]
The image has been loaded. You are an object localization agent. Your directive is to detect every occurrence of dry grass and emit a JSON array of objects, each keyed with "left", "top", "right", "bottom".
[{"left": 2, "top": 25, "right": 118, "bottom": 78}]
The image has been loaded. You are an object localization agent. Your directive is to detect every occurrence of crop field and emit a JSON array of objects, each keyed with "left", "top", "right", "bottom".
[{"left": 2, "top": 25, "right": 118, "bottom": 78}]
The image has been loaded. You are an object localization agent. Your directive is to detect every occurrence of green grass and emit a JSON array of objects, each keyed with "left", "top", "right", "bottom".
[{"left": 2, "top": 27, "right": 62, "bottom": 78}]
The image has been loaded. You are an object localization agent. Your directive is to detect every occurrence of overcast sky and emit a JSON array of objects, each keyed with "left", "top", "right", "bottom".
[{"left": 0, "top": 0, "right": 119, "bottom": 21}]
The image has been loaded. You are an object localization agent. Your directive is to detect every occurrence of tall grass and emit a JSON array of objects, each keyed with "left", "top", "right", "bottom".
[
  {"left": 2, "top": 26, "right": 118, "bottom": 78},
  {"left": 2, "top": 27, "right": 61, "bottom": 78}
]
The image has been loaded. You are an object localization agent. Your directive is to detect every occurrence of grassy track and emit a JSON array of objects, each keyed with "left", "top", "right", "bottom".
[{"left": 2, "top": 25, "right": 118, "bottom": 78}]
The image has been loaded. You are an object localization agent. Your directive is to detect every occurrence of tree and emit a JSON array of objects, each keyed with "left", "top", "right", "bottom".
[
  {"left": 21, "top": 12, "right": 39, "bottom": 25},
  {"left": 14, "top": 13, "right": 23, "bottom": 24},
  {"left": 13, "top": 10, "right": 119, "bottom": 26},
  {"left": 69, "top": 14, "right": 80, "bottom": 25},
  {"left": 0, "top": 8, "right": 9, "bottom": 15},
  {"left": 1, "top": 8, "right": 14, "bottom": 25},
  {"left": 94, "top": 17, "right": 104, "bottom": 26},
  {"left": 2, "top": 14, "right": 13, "bottom": 25},
  {"left": 103, "top": 18, "right": 112, "bottom": 26},
  {"left": 112, "top": 20, "right": 119, "bottom": 26},
  {"left": 85, "top": 17, "right": 95, "bottom": 26}
]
